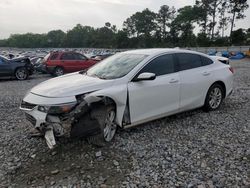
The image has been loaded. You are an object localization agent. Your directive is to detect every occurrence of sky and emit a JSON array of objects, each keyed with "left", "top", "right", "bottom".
[{"left": 0, "top": 0, "right": 249, "bottom": 39}]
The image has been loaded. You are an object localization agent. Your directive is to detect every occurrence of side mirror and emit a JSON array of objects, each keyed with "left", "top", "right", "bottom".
[{"left": 133, "top": 72, "right": 156, "bottom": 82}]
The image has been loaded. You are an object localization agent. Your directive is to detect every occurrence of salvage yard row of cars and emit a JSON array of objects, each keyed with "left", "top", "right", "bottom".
[
  {"left": 19, "top": 48, "right": 234, "bottom": 149},
  {"left": 0, "top": 50, "right": 114, "bottom": 80}
]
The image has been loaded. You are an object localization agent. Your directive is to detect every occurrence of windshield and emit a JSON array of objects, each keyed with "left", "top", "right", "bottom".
[{"left": 87, "top": 53, "right": 148, "bottom": 79}]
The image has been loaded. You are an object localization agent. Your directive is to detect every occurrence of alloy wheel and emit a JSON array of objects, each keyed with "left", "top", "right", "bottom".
[
  {"left": 16, "top": 68, "right": 28, "bottom": 80},
  {"left": 103, "top": 110, "right": 117, "bottom": 142},
  {"left": 208, "top": 87, "right": 222, "bottom": 109}
]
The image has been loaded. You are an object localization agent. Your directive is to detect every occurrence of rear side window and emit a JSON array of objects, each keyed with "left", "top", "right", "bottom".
[
  {"left": 139, "top": 54, "right": 175, "bottom": 76},
  {"left": 200, "top": 56, "right": 213, "bottom": 66},
  {"left": 176, "top": 53, "right": 202, "bottom": 71},
  {"left": 50, "top": 53, "right": 59, "bottom": 60},
  {"left": 61, "top": 53, "right": 75, "bottom": 60},
  {"left": 74, "top": 53, "right": 87, "bottom": 60}
]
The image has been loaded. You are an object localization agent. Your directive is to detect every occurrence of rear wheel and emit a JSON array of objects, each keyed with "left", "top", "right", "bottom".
[
  {"left": 15, "top": 67, "right": 28, "bottom": 80},
  {"left": 54, "top": 67, "right": 64, "bottom": 76},
  {"left": 203, "top": 84, "right": 224, "bottom": 111}
]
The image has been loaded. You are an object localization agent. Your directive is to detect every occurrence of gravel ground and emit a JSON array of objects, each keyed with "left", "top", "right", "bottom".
[{"left": 0, "top": 59, "right": 250, "bottom": 187}]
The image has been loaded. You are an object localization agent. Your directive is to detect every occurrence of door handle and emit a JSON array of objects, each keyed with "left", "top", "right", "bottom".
[
  {"left": 169, "top": 78, "right": 179, "bottom": 83},
  {"left": 202, "top": 71, "right": 211, "bottom": 76}
]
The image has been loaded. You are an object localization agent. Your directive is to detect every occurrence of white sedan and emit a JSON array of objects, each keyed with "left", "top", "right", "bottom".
[{"left": 20, "top": 49, "right": 234, "bottom": 148}]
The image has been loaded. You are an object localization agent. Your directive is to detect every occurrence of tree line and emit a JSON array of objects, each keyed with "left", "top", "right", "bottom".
[{"left": 0, "top": 0, "right": 249, "bottom": 48}]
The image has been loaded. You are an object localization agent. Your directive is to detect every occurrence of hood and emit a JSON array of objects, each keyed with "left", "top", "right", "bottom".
[
  {"left": 11, "top": 56, "right": 31, "bottom": 64},
  {"left": 31, "top": 72, "right": 115, "bottom": 98}
]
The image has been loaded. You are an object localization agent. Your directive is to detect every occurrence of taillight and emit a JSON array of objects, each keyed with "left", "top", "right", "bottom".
[{"left": 229, "top": 67, "right": 234, "bottom": 74}]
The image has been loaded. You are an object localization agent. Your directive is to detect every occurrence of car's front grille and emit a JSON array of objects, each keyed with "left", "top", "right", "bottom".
[
  {"left": 21, "top": 101, "right": 36, "bottom": 110},
  {"left": 25, "top": 113, "right": 36, "bottom": 126}
]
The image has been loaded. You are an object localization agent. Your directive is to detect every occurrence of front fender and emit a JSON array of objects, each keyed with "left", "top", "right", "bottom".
[{"left": 84, "top": 84, "right": 128, "bottom": 127}]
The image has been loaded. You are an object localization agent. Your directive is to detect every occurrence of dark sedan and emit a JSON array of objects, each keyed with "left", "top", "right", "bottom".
[{"left": 0, "top": 55, "right": 34, "bottom": 80}]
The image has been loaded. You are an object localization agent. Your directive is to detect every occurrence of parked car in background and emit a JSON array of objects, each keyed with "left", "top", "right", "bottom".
[
  {"left": 32, "top": 57, "right": 47, "bottom": 74},
  {"left": 20, "top": 49, "right": 234, "bottom": 149},
  {"left": 44, "top": 51, "right": 98, "bottom": 76},
  {"left": 0, "top": 55, "right": 34, "bottom": 80}
]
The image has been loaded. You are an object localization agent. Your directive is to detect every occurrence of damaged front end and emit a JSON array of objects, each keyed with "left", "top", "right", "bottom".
[{"left": 20, "top": 95, "right": 107, "bottom": 149}]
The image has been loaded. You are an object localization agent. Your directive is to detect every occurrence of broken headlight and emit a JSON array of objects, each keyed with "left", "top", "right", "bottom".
[
  {"left": 38, "top": 106, "right": 50, "bottom": 113},
  {"left": 38, "top": 103, "right": 76, "bottom": 114}
]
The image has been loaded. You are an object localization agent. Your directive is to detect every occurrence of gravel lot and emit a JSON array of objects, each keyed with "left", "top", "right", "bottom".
[{"left": 0, "top": 59, "right": 250, "bottom": 187}]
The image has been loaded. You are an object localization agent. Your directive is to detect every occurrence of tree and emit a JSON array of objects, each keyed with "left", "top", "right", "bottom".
[
  {"left": 171, "top": 6, "right": 197, "bottom": 47},
  {"left": 115, "top": 30, "right": 130, "bottom": 48},
  {"left": 194, "top": 0, "right": 211, "bottom": 34},
  {"left": 47, "top": 30, "right": 65, "bottom": 47},
  {"left": 157, "top": 5, "right": 175, "bottom": 40},
  {"left": 209, "top": 0, "right": 224, "bottom": 40},
  {"left": 217, "top": 1, "right": 230, "bottom": 37},
  {"left": 64, "top": 24, "right": 95, "bottom": 47},
  {"left": 228, "top": 0, "right": 249, "bottom": 39},
  {"left": 123, "top": 8, "right": 157, "bottom": 37},
  {"left": 123, "top": 8, "right": 157, "bottom": 47},
  {"left": 91, "top": 23, "right": 117, "bottom": 48},
  {"left": 231, "top": 28, "right": 246, "bottom": 45}
]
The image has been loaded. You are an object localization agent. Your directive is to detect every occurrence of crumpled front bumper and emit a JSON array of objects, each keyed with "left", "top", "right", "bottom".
[
  {"left": 20, "top": 93, "right": 77, "bottom": 149},
  {"left": 21, "top": 106, "right": 47, "bottom": 128},
  {"left": 20, "top": 100, "right": 102, "bottom": 149},
  {"left": 20, "top": 92, "right": 107, "bottom": 149},
  {"left": 20, "top": 105, "right": 58, "bottom": 149}
]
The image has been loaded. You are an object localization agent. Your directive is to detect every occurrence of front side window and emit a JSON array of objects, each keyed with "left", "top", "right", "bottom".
[
  {"left": 139, "top": 54, "right": 175, "bottom": 76},
  {"left": 0, "top": 58, "right": 3, "bottom": 64},
  {"left": 74, "top": 53, "right": 87, "bottom": 60},
  {"left": 176, "top": 53, "right": 202, "bottom": 71},
  {"left": 87, "top": 53, "right": 148, "bottom": 79}
]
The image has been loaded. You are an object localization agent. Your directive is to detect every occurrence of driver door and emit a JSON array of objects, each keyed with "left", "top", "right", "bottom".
[{"left": 128, "top": 54, "right": 180, "bottom": 124}]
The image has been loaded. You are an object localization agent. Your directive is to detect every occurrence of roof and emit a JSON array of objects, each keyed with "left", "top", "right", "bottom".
[{"left": 123, "top": 48, "right": 206, "bottom": 57}]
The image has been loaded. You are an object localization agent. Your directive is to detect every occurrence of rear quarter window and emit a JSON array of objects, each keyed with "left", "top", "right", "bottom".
[{"left": 200, "top": 56, "right": 213, "bottom": 66}]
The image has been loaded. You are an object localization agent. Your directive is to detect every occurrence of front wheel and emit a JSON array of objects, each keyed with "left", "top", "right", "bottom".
[
  {"left": 15, "top": 67, "right": 28, "bottom": 80},
  {"left": 203, "top": 84, "right": 224, "bottom": 111},
  {"left": 88, "top": 105, "right": 117, "bottom": 146},
  {"left": 103, "top": 107, "right": 117, "bottom": 142}
]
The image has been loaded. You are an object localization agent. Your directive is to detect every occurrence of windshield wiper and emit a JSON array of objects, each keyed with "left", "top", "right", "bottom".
[{"left": 81, "top": 71, "right": 107, "bottom": 80}]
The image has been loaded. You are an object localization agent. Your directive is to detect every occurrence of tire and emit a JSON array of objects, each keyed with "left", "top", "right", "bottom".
[
  {"left": 15, "top": 67, "right": 29, "bottom": 80},
  {"left": 203, "top": 83, "right": 224, "bottom": 111},
  {"left": 53, "top": 67, "right": 64, "bottom": 77},
  {"left": 88, "top": 105, "right": 117, "bottom": 146}
]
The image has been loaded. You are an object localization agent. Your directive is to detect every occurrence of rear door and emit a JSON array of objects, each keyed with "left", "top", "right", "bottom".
[
  {"left": 175, "top": 53, "right": 214, "bottom": 111},
  {"left": 0, "top": 57, "right": 11, "bottom": 77},
  {"left": 128, "top": 54, "right": 180, "bottom": 124}
]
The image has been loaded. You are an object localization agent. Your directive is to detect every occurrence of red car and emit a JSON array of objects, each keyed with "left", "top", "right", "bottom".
[{"left": 44, "top": 51, "right": 97, "bottom": 76}]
